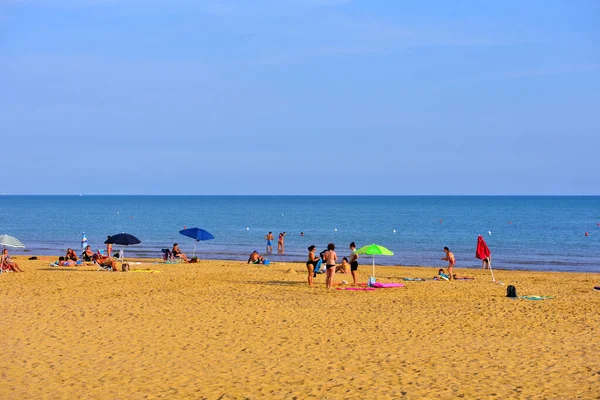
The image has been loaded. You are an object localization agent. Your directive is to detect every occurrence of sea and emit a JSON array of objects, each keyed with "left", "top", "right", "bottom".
[{"left": 0, "top": 196, "right": 598, "bottom": 272}]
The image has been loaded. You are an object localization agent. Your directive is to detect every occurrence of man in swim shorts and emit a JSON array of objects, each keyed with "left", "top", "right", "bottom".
[
  {"left": 248, "top": 251, "right": 264, "bottom": 264},
  {"left": 265, "top": 232, "right": 274, "bottom": 254}
]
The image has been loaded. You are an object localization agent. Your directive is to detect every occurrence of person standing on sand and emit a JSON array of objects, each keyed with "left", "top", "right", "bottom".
[
  {"left": 349, "top": 242, "right": 359, "bottom": 285},
  {"left": 324, "top": 243, "right": 337, "bottom": 289},
  {"left": 306, "top": 245, "right": 320, "bottom": 287},
  {"left": 265, "top": 232, "right": 274, "bottom": 254},
  {"left": 442, "top": 246, "right": 455, "bottom": 280}
]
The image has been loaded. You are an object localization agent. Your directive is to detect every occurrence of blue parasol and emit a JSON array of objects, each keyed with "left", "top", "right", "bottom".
[{"left": 179, "top": 227, "right": 215, "bottom": 257}]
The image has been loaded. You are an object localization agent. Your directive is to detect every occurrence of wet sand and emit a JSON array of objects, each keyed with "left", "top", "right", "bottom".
[{"left": 1, "top": 256, "right": 598, "bottom": 399}]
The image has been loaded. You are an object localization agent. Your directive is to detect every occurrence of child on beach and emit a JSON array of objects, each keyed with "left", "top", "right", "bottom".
[
  {"left": 324, "top": 243, "right": 337, "bottom": 289},
  {"left": 441, "top": 247, "right": 455, "bottom": 280}
]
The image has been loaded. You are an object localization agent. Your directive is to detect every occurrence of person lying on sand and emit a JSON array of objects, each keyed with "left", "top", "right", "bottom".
[
  {"left": 1, "top": 249, "right": 24, "bottom": 272},
  {"left": 248, "top": 251, "right": 264, "bottom": 264},
  {"left": 93, "top": 251, "right": 117, "bottom": 271},
  {"left": 452, "top": 274, "right": 475, "bottom": 280},
  {"left": 56, "top": 256, "right": 78, "bottom": 267}
]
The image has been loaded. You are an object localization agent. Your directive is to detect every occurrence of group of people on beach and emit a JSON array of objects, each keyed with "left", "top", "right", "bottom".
[{"left": 306, "top": 242, "right": 359, "bottom": 289}]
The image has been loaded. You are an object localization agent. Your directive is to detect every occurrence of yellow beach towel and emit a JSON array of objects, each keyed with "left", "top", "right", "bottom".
[{"left": 131, "top": 269, "right": 162, "bottom": 273}]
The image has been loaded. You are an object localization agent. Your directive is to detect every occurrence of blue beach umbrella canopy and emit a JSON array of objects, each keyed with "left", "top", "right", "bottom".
[{"left": 179, "top": 227, "right": 215, "bottom": 257}]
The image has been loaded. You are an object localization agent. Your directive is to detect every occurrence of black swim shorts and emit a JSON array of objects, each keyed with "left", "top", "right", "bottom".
[{"left": 350, "top": 261, "right": 359, "bottom": 271}]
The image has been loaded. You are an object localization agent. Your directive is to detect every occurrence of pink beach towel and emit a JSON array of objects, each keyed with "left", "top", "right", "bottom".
[
  {"left": 337, "top": 287, "right": 376, "bottom": 291},
  {"left": 371, "top": 282, "right": 405, "bottom": 288}
]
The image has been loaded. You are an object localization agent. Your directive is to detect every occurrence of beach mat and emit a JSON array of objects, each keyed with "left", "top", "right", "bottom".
[
  {"left": 520, "top": 295, "right": 553, "bottom": 301},
  {"left": 131, "top": 269, "right": 162, "bottom": 273}
]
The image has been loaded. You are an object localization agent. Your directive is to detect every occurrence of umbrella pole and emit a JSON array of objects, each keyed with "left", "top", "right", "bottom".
[
  {"left": 372, "top": 255, "right": 375, "bottom": 279},
  {"left": 489, "top": 257, "right": 495, "bottom": 282},
  {"left": 193, "top": 242, "right": 197, "bottom": 258}
]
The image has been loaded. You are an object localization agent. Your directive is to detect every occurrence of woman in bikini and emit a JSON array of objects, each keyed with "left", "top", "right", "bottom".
[
  {"left": 324, "top": 243, "right": 337, "bottom": 289},
  {"left": 306, "top": 245, "right": 320, "bottom": 286},
  {"left": 441, "top": 246, "right": 455, "bottom": 280}
]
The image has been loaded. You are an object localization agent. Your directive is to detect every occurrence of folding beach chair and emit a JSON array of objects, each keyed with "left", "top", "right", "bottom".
[{"left": 161, "top": 248, "right": 174, "bottom": 262}]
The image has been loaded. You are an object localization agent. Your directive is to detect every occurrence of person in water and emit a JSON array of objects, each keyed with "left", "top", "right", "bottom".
[
  {"left": 305, "top": 245, "right": 320, "bottom": 286},
  {"left": 441, "top": 246, "right": 455, "bottom": 280},
  {"left": 265, "top": 232, "right": 274, "bottom": 254},
  {"left": 278, "top": 232, "right": 286, "bottom": 253}
]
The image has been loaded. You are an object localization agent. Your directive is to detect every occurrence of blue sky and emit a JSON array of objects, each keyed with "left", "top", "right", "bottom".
[{"left": 1, "top": 0, "right": 598, "bottom": 194}]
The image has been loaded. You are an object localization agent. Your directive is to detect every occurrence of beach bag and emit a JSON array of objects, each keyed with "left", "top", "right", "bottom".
[
  {"left": 122, "top": 263, "right": 130, "bottom": 272},
  {"left": 507, "top": 285, "right": 517, "bottom": 298}
]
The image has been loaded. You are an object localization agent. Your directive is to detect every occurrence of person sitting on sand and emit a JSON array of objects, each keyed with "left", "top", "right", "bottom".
[
  {"left": 436, "top": 268, "right": 450, "bottom": 280},
  {"left": 65, "top": 248, "right": 78, "bottom": 262},
  {"left": 81, "top": 245, "right": 95, "bottom": 262},
  {"left": 336, "top": 257, "right": 350, "bottom": 274},
  {"left": 248, "top": 251, "right": 264, "bottom": 264},
  {"left": 172, "top": 243, "right": 188, "bottom": 263},
  {"left": 1, "top": 249, "right": 24, "bottom": 272}
]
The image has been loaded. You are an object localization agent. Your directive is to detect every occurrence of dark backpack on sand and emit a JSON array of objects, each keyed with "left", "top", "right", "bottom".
[{"left": 507, "top": 285, "right": 517, "bottom": 298}]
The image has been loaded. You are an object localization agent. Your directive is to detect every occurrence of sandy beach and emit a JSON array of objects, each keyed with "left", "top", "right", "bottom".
[{"left": 0, "top": 256, "right": 598, "bottom": 399}]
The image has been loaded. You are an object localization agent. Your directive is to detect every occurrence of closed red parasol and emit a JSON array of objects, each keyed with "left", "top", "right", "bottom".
[
  {"left": 476, "top": 235, "right": 491, "bottom": 260},
  {"left": 476, "top": 235, "right": 494, "bottom": 281}
]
